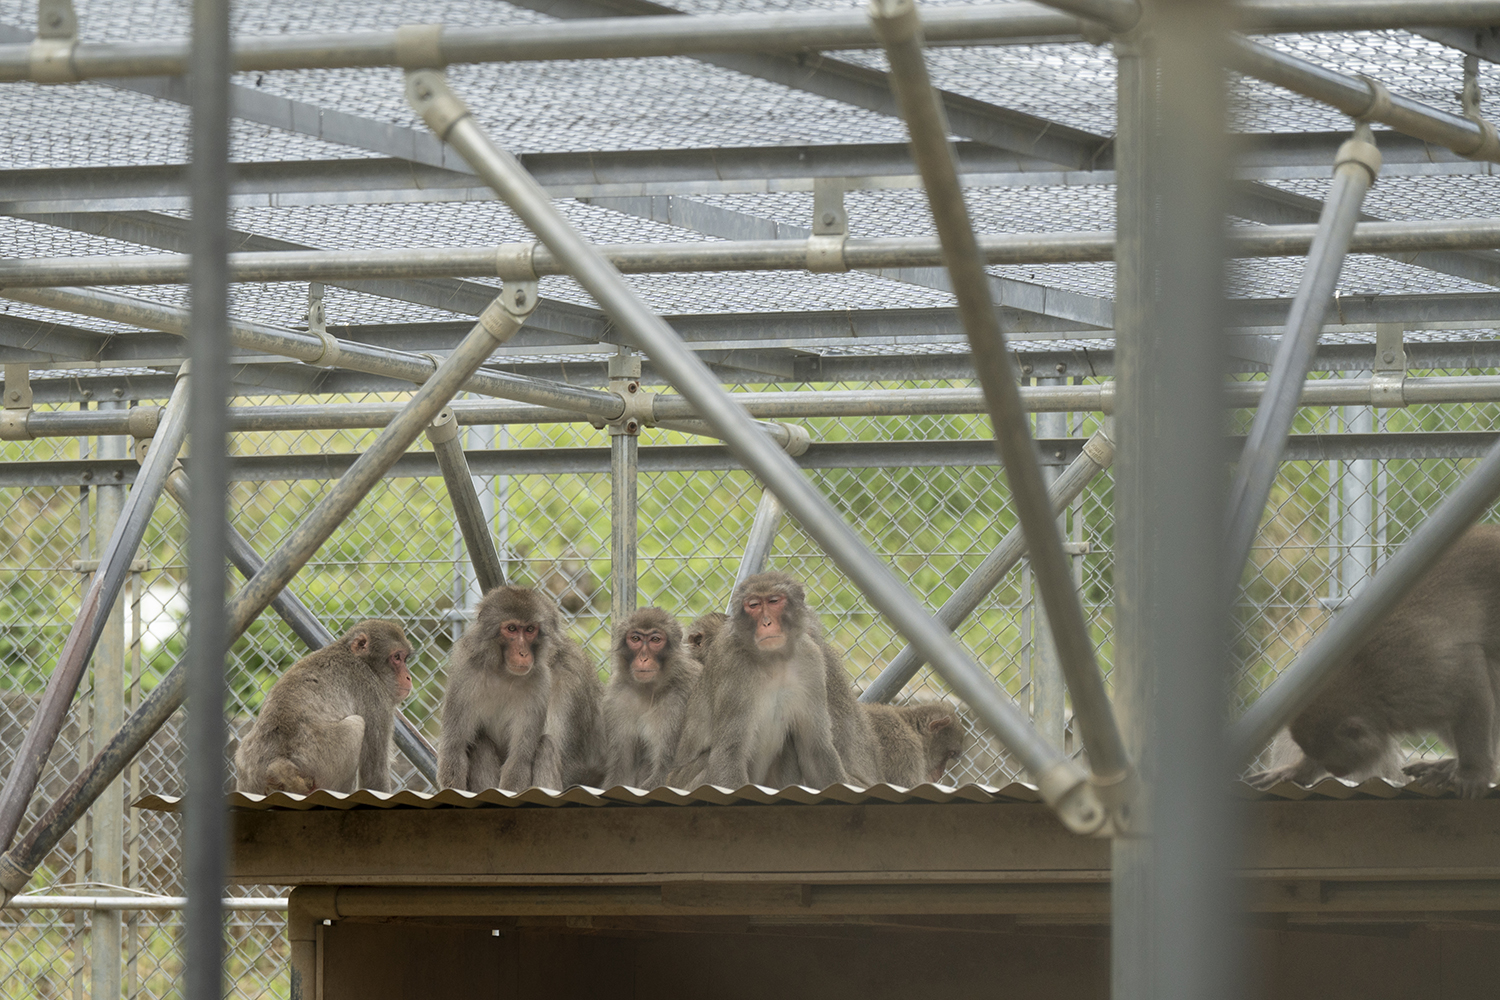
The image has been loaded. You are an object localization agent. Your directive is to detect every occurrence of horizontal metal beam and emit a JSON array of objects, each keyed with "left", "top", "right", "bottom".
[
  {"left": 11, "top": 219, "right": 1500, "bottom": 288},
  {"left": 4, "top": 431, "right": 1497, "bottom": 489}
]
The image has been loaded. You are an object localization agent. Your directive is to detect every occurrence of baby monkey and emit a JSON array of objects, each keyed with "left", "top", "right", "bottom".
[
  {"left": 602, "top": 608, "right": 701, "bottom": 788},
  {"left": 1249, "top": 524, "right": 1500, "bottom": 798},
  {"left": 235, "top": 620, "right": 413, "bottom": 795}
]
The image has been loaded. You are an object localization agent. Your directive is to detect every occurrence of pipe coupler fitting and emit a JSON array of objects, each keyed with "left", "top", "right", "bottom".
[
  {"left": 1037, "top": 759, "right": 1110, "bottom": 836},
  {"left": 0, "top": 411, "right": 30, "bottom": 442},
  {"left": 406, "top": 70, "right": 470, "bottom": 140},
  {"left": 1334, "top": 128, "right": 1382, "bottom": 185},
  {"left": 426, "top": 406, "right": 461, "bottom": 445},
  {"left": 868, "top": 0, "right": 919, "bottom": 43},
  {"left": 0, "top": 853, "right": 32, "bottom": 899},
  {"left": 1081, "top": 423, "right": 1115, "bottom": 468}
]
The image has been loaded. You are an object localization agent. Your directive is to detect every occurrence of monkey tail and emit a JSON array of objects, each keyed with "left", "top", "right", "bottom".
[{"left": 263, "top": 759, "right": 317, "bottom": 795}]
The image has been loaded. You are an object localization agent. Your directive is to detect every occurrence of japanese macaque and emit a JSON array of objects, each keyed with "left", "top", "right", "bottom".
[
  {"left": 537, "top": 546, "right": 602, "bottom": 615},
  {"left": 235, "top": 620, "right": 413, "bottom": 795},
  {"left": 686, "top": 612, "right": 727, "bottom": 661},
  {"left": 602, "top": 607, "right": 701, "bottom": 788},
  {"left": 437, "top": 586, "right": 605, "bottom": 792},
  {"left": 861, "top": 702, "right": 969, "bottom": 786},
  {"left": 697, "top": 572, "right": 853, "bottom": 789},
  {"left": 1254, "top": 727, "right": 1404, "bottom": 787},
  {"left": 1247, "top": 524, "right": 1500, "bottom": 798}
]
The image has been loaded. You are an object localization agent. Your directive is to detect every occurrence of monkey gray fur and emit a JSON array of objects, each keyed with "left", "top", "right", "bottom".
[
  {"left": 602, "top": 607, "right": 701, "bottom": 788},
  {"left": 861, "top": 701, "right": 968, "bottom": 786},
  {"left": 235, "top": 620, "right": 413, "bottom": 795},
  {"left": 1247, "top": 524, "right": 1500, "bottom": 798},
  {"left": 437, "top": 586, "right": 604, "bottom": 792}
]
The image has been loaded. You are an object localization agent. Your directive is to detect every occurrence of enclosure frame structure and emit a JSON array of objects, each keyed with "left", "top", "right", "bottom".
[{"left": 4, "top": 1, "right": 1500, "bottom": 998}]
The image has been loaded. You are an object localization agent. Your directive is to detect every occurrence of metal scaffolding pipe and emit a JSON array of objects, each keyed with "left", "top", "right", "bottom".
[
  {"left": 426, "top": 407, "right": 507, "bottom": 595},
  {"left": 1229, "top": 431, "right": 1500, "bottom": 765},
  {"left": 0, "top": 5, "right": 1081, "bottom": 82},
  {"left": 0, "top": 372, "right": 191, "bottom": 853},
  {"left": 161, "top": 468, "right": 439, "bottom": 782},
  {"left": 0, "top": 286, "right": 623, "bottom": 422},
  {"left": 0, "top": 288, "right": 535, "bottom": 903},
  {"left": 407, "top": 69, "right": 1107, "bottom": 834},
  {"left": 728, "top": 490, "right": 786, "bottom": 612},
  {"left": 1231, "top": 37, "right": 1500, "bottom": 164},
  {"left": 860, "top": 422, "right": 1115, "bottom": 704},
  {"left": 611, "top": 431, "right": 639, "bottom": 627},
  {"left": 870, "top": 0, "right": 1131, "bottom": 801},
  {"left": 1223, "top": 126, "right": 1380, "bottom": 600},
  {"left": 18, "top": 375, "right": 1500, "bottom": 439},
  {"left": 9, "top": 220, "right": 1500, "bottom": 286}
]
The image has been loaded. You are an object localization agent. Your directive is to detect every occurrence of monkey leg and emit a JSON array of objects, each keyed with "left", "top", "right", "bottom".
[
  {"left": 1244, "top": 755, "right": 1328, "bottom": 790},
  {"left": 498, "top": 735, "right": 539, "bottom": 791},
  {"left": 320, "top": 715, "right": 366, "bottom": 794},
  {"left": 530, "top": 734, "right": 564, "bottom": 790},
  {"left": 263, "top": 760, "right": 318, "bottom": 795},
  {"left": 467, "top": 737, "right": 505, "bottom": 791},
  {"left": 1428, "top": 648, "right": 1498, "bottom": 798}
]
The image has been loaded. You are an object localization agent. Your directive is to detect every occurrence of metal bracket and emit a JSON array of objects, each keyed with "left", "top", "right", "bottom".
[
  {"left": 601, "top": 351, "right": 653, "bottom": 436},
  {"left": 1371, "top": 322, "right": 1407, "bottom": 407},
  {"left": 1458, "top": 54, "right": 1500, "bottom": 161},
  {"left": 425, "top": 405, "right": 460, "bottom": 445},
  {"left": 4, "top": 364, "right": 32, "bottom": 410},
  {"left": 305, "top": 283, "right": 342, "bottom": 368},
  {"left": 37, "top": 0, "right": 75, "bottom": 38},
  {"left": 807, "top": 177, "right": 848, "bottom": 273},
  {"left": 30, "top": 0, "right": 77, "bottom": 83}
]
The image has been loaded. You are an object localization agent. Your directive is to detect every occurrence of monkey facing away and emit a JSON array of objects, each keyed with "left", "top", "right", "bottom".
[
  {"left": 686, "top": 612, "right": 727, "bottom": 661},
  {"left": 1248, "top": 524, "right": 1500, "bottom": 798},
  {"left": 235, "top": 620, "right": 413, "bottom": 795},
  {"left": 862, "top": 701, "right": 969, "bottom": 786},
  {"left": 696, "top": 572, "right": 853, "bottom": 789},
  {"left": 437, "top": 586, "right": 605, "bottom": 792},
  {"left": 602, "top": 608, "right": 702, "bottom": 788}
]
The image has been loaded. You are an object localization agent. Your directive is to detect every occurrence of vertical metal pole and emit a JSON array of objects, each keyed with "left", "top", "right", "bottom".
[
  {"left": 1111, "top": 1, "right": 1239, "bottom": 997},
  {"left": 1032, "top": 382, "right": 1067, "bottom": 748},
  {"left": 427, "top": 405, "right": 507, "bottom": 594},
  {"left": 91, "top": 404, "right": 126, "bottom": 1000},
  {"left": 610, "top": 351, "right": 641, "bottom": 627},
  {"left": 186, "top": 0, "right": 230, "bottom": 997},
  {"left": 1340, "top": 385, "right": 1375, "bottom": 602},
  {"left": 126, "top": 556, "right": 143, "bottom": 1000},
  {"left": 728, "top": 490, "right": 786, "bottom": 610}
]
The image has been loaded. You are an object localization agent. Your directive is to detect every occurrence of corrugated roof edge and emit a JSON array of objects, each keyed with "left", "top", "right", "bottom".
[{"left": 132, "top": 775, "right": 1471, "bottom": 812}]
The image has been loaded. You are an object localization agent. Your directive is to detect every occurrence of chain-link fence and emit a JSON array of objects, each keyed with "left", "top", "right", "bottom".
[{"left": 0, "top": 367, "right": 1490, "bottom": 995}]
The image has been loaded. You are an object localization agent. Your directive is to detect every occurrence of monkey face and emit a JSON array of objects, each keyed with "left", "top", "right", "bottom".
[
  {"left": 625, "top": 629, "right": 668, "bottom": 682},
  {"left": 499, "top": 619, "right": 540, "bottom": 675},
  {"left": 743, "top": 592, "right": 789, "bottom": 650},
  {"left": 390, "top": 646, "right": 413, "bottom": 701}
]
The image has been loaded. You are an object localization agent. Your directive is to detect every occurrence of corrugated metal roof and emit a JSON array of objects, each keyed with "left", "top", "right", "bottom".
[{"left": 134, "top": 775, "right": 1480, "bottom": 813}]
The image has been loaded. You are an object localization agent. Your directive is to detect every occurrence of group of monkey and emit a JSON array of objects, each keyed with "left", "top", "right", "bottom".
[{"left": 235, "top": 571, "right": 968, "bottom": 796}]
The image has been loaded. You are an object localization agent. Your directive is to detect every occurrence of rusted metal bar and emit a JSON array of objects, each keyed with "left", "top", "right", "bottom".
[{"left": 0, "top": 371, "right": 191, "bottom": 853}]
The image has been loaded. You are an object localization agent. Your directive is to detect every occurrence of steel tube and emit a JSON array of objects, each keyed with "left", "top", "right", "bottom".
[
  {"left": 611, "top": 430, "right": 639, "bottom": 626},
  {"left": 427, "top": 408, "right": 507, "bottom": 595},
  {"left": 6, "top": 895, "right": 287, "bottom": 911},
  {"left": 408, "top": 70, "right": 1105, "bottom": 833},
  {"left": 161, "top": 469, "right": 439, "bottom": 782},
  {"left": 870, "top": 0, "right": 1131, "bottom": 795},
  {"left": 0, "top": 286, "right": 622, "bottom": 422},
  {"left": 0, "top": 373, "right": 191, "bottom": 853},
  {"left": 90, "top": 403, "right": 127, "bottom": 1000},
  {"left": 1223, "top": 128, "right": 1379, "bottom": 600},
  {"left": 1230, "top": 432, "right": 1500, "bottom": 764},
  {"left": 1231, "top": 37, "right": 1500, "bottom": 164},
  {"left": 0, "top": 5, "right": 1084, "bottom": 81},
  {"left": 860, "top": 423, "right": 1115, "bottom": 704},
  {"left": 185, "top": 0, "right": 232, "bottom": 995},
  {"left": 729, "top": 490, "right": 786, "bottom": 609},
  {"left": 0, "top": 290, "right": 533, "bottom": 902},
  {"left": 10, "top": 221, "right": 1500, "bottom": 286}
]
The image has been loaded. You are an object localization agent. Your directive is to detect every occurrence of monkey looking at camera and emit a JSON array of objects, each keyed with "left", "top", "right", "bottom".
[
  {"left": 698, "top": 572, "right": 852, "bottom": 789},
  {"left": 602, "top": 608, "right": 701, "bottom": 788},
  {"left": 862, "top": 701, "right": 968, "bottom": 786},
  {"left": 235, "top": 620, "right": 413, "bottom": 795},
  {"left": 437, "top": 586, "right": 605, "bottom": 792},
  {"left": 1248, "top": 524, "right": 1500, "bottom": 798}
]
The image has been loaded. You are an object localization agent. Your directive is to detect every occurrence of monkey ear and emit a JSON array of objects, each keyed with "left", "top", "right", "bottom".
[
  {"left": 927, "top": 715, "right": 953, "bottom": 733},
  {"left": 348, "top": 632, "right": 370, "bottom": 654}
]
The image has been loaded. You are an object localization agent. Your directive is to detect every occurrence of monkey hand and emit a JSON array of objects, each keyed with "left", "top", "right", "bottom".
[
  {"left": 1403, "top": 758, "right": 1493, "bottom": 799},
  {"left": 1243, "top": 758, "right": 1325, "bottom": 790}
]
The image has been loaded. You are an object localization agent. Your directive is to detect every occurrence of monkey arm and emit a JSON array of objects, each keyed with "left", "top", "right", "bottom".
[
  {"left": 435, "top": 697, "right": 474, "bottom": 789},
  {"left": 358, "top": 711, "right": 395, "bottom": 792}
]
